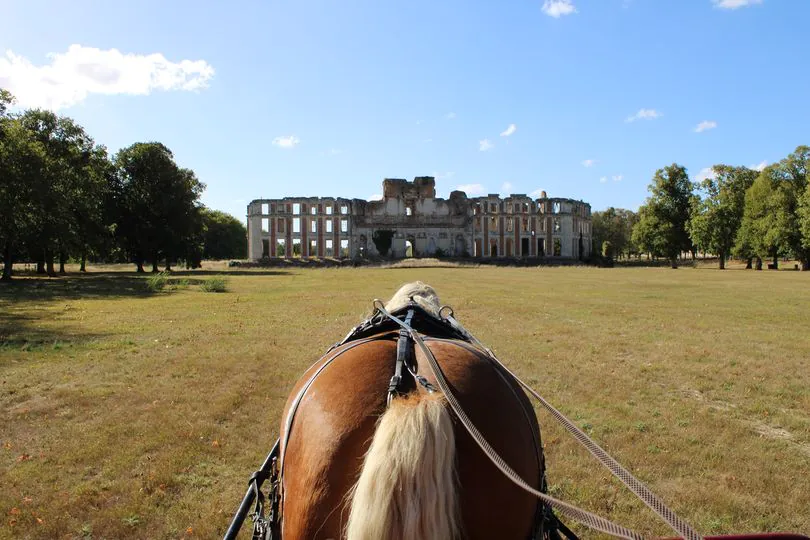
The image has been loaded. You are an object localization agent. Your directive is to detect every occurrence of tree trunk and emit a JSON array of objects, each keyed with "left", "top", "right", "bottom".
[
  {"left": 36, "top": 250, "right": 46, "bottom": 274},
  {"left": 745, "top": 258, "right": 753, "bottom": 269},
  {"left": 59, "top": 251, "right": 67, "bottom": 274},
  {"left": 755, "top": 257, "right": 763, "bottom": 271},
  {"left": 802, "top": 259, "right": 809, "bottom": 271},
  {"left": 136, "top": 261, "right": 145, "bottom": 273},
  {"left": 152, "top": 260, "right": 159, "bottom": 273},
  {"left": 670, "top": 256, "right": 678, "bottom": 269},
  {"left": 2, "top": 240, "right": 13, "bottom": 281},
  {"left": 719, "top": 251, "right": 725, "bottom": 270},
  {"left": 80, "top": 252, "right": 87, "bottom": 272},
  {"left": 45, "top": 249, "right": 55, "bottom": 276},
  {"left": 772, "top": 253, "right": 778, "bottom": 270}
]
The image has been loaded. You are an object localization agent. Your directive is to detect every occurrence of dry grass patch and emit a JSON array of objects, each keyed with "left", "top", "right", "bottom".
[{"left": 1, "top": 265, "right": 809, "bottom": 538}]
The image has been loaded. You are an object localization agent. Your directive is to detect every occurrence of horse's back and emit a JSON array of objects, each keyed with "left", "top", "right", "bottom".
[{"left": 279, "top": 333, "right": 543, "bottom": 539}]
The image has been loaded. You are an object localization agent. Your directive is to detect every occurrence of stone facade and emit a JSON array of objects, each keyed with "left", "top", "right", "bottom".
[{"left": 246, "top": 177, "right": 592, "bottom": 261}]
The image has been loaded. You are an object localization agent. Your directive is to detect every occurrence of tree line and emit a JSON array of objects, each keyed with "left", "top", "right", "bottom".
[
  {"left": 592, "top": 145, "right": 810, "bottom": 270},
  {"left": 0, "top": 89, "right": 246, "bottom": 280}
]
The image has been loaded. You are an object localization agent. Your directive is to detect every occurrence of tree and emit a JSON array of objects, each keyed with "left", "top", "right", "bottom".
[
  {"left": 201, "top": 208, "right": 247, "bottom": 260},
  {"left": 0, "top": 89, "right": 13, "bottom": 115},
  {"left": 0, "top": 114, "right": 46, "bottom": 280},
  {"left": 632, "top": 204, "right": 672, "bottom": 260},
  {"left": 799, "top": 181, "right": 810, "bottom": 260},
  {"left": 736, "top": 147, "right": 810, "bottom": 270},
  {"left": 113, "top": 143, "right": 205, "bottom": 272},
  {"left": 735, "top": 168, "right": 794, "bottom": 269},
  {"left": 16, "top": 109, "right": 97, "bottom": 275},
  {"left": 688, "top": 165, "right": 758, "bottom": 269},
  {"left": 771, "top": 146, "right": 809, "bottom": 269},
  {"left": 633, "top": 164, "right": 694, "bottom": 268},
  {"left": 592, "top": 207, "right": 637, "bottom": 259},
  {"left": 72, "top": 146, "right": 115, "bottom": 272}
]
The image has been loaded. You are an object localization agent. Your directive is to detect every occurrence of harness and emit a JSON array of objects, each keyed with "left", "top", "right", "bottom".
[{"left": 224, "top": 301, "right": 702, "bottom": 540}]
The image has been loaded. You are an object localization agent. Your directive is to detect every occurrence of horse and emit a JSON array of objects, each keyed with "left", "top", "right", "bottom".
[{"left": 276, "top": 282, "right": 549, "bottom": 540}]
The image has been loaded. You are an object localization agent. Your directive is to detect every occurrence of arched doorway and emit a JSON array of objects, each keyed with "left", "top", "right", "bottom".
[{"left": 456, "top": 235, "right": 466, "bottom": 257}]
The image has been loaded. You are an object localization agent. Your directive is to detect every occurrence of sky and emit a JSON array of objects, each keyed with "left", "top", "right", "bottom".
[{"left": 2, "top": 0, "right": 809, "bottom": 221}]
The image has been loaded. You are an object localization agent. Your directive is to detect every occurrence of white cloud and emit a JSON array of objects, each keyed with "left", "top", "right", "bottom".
[
  {"left": 501, "top": 182, "right": 513, "bottom": 194},
  {"left": 695, "top": 167, "right": 716, "bottom": 183},
  {"left": 456, "top": 183, "right": 487, "bottom": 196},
  {"left": 479, "top": 139, "right": 494, "bottom": 151},
  {"left": 500, "top": 123, "right": 517, "bottom": 137},
  {"left": 326, "top": 148, "right": 341, "bottom": 155},
  {"left": 368, "top": 193, "right": 383, "bottom": 201},
  {"left": 424, "top": 138, "right": 433, "bottom": 143},
  {"left": 445, "top": 112, "right": 456, "bottom": 120},
  {"left": 694, "top": 120, "right": 718, "bottom": 133},
  {"left": 712, "top": 0, "right": 763, "bottom": 9},
  {"left": 529, "top": 189, "right": 547, "bottom": 198},
  {"left": 582, "top": 159, "right": 596, "bottom": 167},
  {"left": 542, "top": 0, "right": 577, "bottom": 18},
  {"left": 750, "top": 160, "right": 768, "bottom": 171},
  {"left": 612, "top": 175, "right": 623, "bottom": 182},
  {"left": 625, "top": 108, "right": 662, "bottom": 123},
  {"left": 272, "top": 135, "right": 300, "bottom": 149},
  {"left": 433, "top": 171, "right": 456, "bottom": 180},
  {"left": 599, "top": 176, "right": 608, "bottom": 183},
  {"left": 0, "top": 44, "right": 214, "bottom": 110}
]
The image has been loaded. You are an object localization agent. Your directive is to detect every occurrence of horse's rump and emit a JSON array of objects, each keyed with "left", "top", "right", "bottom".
[{"left": 278, "top": 332, "right": 544, "bottom": 540}]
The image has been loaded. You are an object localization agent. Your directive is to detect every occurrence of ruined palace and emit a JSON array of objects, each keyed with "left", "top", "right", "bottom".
[{"left": 246, "top": 177, "right": 592, "bottom": 261}]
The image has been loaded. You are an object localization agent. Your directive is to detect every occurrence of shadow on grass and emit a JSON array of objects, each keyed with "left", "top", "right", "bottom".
[
  {"left": 0, "top": 274, "right": 161, "bottom": 303},
  {"left": 169, "top": 269, "right": 290, "bottom": 277},
  {"left": 0, "top": 310, "right": 108, "bottom": 351}
]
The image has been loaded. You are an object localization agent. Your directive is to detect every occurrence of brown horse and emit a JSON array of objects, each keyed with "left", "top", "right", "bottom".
[{"left": 277, "top": 282, "right": 547, "bottom": 540}]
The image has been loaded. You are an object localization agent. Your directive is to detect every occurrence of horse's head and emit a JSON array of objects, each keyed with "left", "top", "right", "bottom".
[{"left": 384, "top": 281, "right": 441, "bottom": 317}]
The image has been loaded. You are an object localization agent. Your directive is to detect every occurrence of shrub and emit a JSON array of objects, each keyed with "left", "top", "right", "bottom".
[
  {"left": 145, "top": 272, "right": 169, "bottom": 292},
  {"left": 172, "top": 278, "right": 191, "bottom": 290},
  {"left": 200, "top": 276, "right": 228, "bottom": 293}
]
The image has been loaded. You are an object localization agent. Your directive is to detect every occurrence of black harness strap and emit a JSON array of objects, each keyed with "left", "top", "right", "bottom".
[{"left": 387, "top": 309, "right": 416, "bottom": 404}]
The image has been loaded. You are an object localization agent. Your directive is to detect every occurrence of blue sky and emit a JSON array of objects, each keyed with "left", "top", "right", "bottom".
[{"left": 2, "top": 0, "right": 808, "bottom": 220}]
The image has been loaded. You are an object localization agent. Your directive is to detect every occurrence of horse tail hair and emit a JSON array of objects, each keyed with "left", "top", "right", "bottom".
[{"left": 345, "top": 392, "right": 459, "bottom": 540}]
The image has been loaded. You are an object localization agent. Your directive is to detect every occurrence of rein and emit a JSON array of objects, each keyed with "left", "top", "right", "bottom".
[{"left": 372, "top": 300, "right": 702, "bottom": 540}]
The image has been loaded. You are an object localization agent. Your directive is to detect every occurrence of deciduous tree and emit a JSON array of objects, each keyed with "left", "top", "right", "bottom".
[
  {"left": 0, "top": 112, "right": 46, "bottom": 280},
  {"left": 688, "top": 165, "right": 758, "bottom": 269},
  {"left": 113, "top": 143, "right": 205, "bottom": 272},
  {"left": 632, "top": 164, "right": 694, "bottom": 268},
  {"left": 201, "top": 208, "right": 247, "bottom": 260}
]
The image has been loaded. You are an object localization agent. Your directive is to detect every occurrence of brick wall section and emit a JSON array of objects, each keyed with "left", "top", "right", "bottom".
[
  {"left": 285, "top": 218, "right": 292, "bottom": 257},
  {"left": 270, "top": 216, "right": 276, "bottom": 257},
  {"left": 317, "top": 217, "right": 324, "bottom": 257},
  {"left": 499, "top": 216, "right": 504, "bottom": 257}
]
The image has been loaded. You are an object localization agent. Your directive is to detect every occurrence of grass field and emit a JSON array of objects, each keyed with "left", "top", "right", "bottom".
[{"left": 1, "top": 263, "right": 808, "bottom": 539}]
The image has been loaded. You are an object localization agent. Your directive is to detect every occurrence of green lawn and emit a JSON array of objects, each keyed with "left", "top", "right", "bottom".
[{"left": 1, "top": 264, "right": 808, "bottom": 538}]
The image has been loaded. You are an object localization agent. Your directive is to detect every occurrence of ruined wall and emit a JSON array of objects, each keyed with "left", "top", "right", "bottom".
[{"left": 246, "top": 177, "right": 591, "bottom": 261}]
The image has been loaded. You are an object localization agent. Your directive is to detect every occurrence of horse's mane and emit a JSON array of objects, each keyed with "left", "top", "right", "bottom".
[{"left": 384, "top": 281, "right": 441, "bottom": 318}]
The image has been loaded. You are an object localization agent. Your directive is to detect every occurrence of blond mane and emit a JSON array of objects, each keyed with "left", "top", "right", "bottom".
[{"left": 383, "top": 281, "right": 442, "bottom": 318}]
